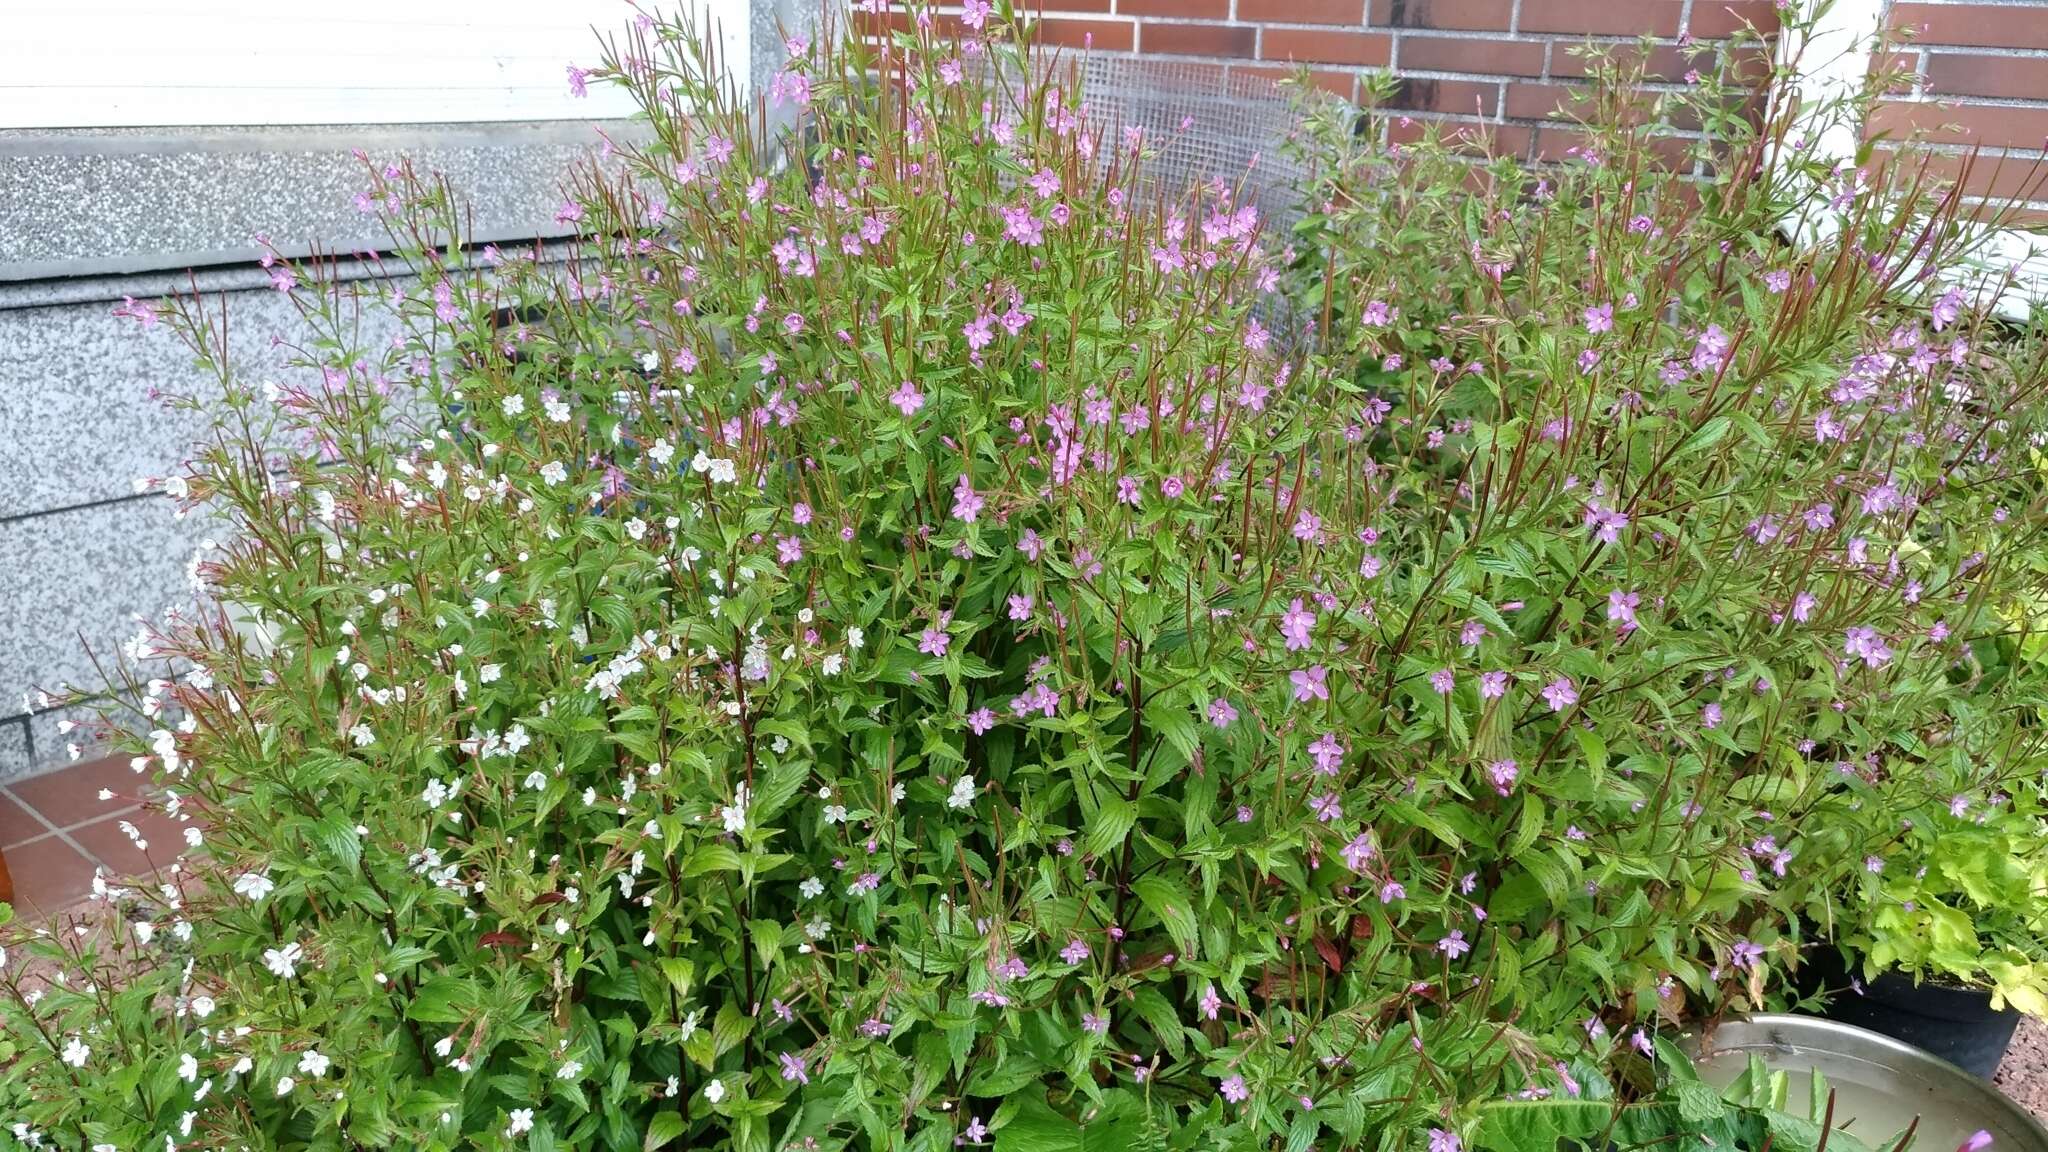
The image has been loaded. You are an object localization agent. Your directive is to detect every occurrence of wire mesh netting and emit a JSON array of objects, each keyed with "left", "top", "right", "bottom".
[{"left": 972, "top": 49, "right": 1316, "bottom": 234}]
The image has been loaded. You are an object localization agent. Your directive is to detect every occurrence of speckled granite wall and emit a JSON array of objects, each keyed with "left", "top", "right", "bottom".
[
  {"left": 0, "top": 123, "right": 638, "bottom": 780},
  {"left": 0, "top": 281, "right": 414, "bottom": 778},
  {"left": 0, "top": 9, "right": 802, "bottom": 779},
  {"left": 0, "top": 121, "right": 650, "bottom": 282}
]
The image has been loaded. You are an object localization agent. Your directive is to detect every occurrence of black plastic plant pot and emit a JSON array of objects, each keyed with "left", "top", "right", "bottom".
[{"left": 1804, "top": 950, "right": 2021, "bottom": 1080}]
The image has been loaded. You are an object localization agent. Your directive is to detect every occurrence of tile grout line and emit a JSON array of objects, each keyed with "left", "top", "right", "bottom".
[{"left": 1, "top": 782, "right": 126, "bottom": 873}]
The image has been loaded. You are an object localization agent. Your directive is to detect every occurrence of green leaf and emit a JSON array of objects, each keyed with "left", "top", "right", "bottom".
[
  {"left": 1131, "top": 875, "right": 1199, "bottom": 958},
  {"left": 995, "top": 1091, "right": 1082, "bottom": 1152},
  {"left": 1082, "top": 794, "right": 1137, "bottom": 858},
  {"left": 644, "top": 1112, "right": 688, "bottom": 1151}
]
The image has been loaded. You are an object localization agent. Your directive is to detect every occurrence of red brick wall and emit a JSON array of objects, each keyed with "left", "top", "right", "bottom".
[
  {"left": 987, "top": 0, "right": 1782, "bottom": 163},
  {"left": 1870, "top": 2, "right": 2048, "bottom": 219},
  {"left": 936, "top": 0, "right": 2046, "bottom": 216}
]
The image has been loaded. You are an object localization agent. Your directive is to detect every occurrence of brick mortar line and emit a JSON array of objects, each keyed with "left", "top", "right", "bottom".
[
  {"left": 1915, "top": 43, "right": 2048, "bottom": 58},
  {"left": 1886, "top": 95, "right": 2048, "bottom": 110}
]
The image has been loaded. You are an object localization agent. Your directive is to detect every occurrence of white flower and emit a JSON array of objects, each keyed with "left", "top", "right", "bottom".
[
  {"left": 178, "top": 1053, "right": 199, "bottom": 1082},
  {"left": 275, "top": 1075, "right": 295, "bottom": 1096},
  {"left": 723, "top": 783, "right": 750, "bottom": 834},
  {"left": 506, "top": 1108, "right": 535, "bottom": 1137},
  {"left": 504, "top": 724, "right": 531, "bottom": 754},
  {"left": 479, "top": 663, "right": 503, "bottom": 684},
  {"left": 523, "top": 771, "right": 549, "bottom": 791},
  {"left": 501, "top": 394, "right": 526, "bottom": 417},
  {"left": 539, "top": 461, "right": 568, "bottom": 486},
  {"left": 823, "top": 804, "right": 848, "bottom": 825},
  {"left": 703, "top": 1078, "right": 727, "bottom": 1104},
  {"left": 263, "top": 942, "right": 304, "bottom": 980},
  {"left": 189, "top": 995, "right": 215, "bottom": 1018},
  {"left": 948, "top": 774, "right": 977, "bottom": 811},
  {"left": 799, "top": 877, "right": 824, "bottom": 899},
  {"left": 822, "top": 653, "right": 845, "bottom": 676},
  {"left": 625, "top": 517, "right": 648, "bottom": 541},
  {"left": 298, "top": 1049, "right": 331, "bottom": 1077},
  {"left": 423, "top": 779, "right": 451, "bottom": 808},
  {"left": 649, "top": 438, "right": 675, "bottom": 466},
  {"left": 847, "top": 627, "right": 865, "bottom": 650},
  {"left": 556, "top": 1059, "right": 583, "bottom": 1081},
  {"left": 233, "top": 871, "right": 275, "bottom": 903},
  {"left": 545, "top": 396, "right": 571, "bottom": 423},
  {"left": 60, "top": 1036, "right": 89, "bottom": 1068},
  {"left": 434, "top": 1036, "right": 455, "bottom": 1059},
  {"left": 348, "top": 723, "right": 375, "bottom": 747},
  {"left": 639, "top": 350, "right": 660, "bottom": 373}
]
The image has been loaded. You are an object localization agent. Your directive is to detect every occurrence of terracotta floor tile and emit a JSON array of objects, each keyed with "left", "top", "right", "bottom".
[
  {"left": 7, "top": 756, "right": 146, "bottom": 832},
  {"left": 67, "top": 808, "right": 186, "bottom": 879},
  {"left": 3, "top": 835, "right": 99, "bottom": 917},
  {"left": 0, "top": 791, "right": 49, "bottom": 850}
]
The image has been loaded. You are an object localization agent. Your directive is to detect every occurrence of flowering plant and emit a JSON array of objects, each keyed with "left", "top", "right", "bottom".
[
  {"left": 1284, "top": 1, "right": 2048, "bottom": 1022},
  {"left": 4, "top": 3, "right": 2048, "bottom": 1152}
]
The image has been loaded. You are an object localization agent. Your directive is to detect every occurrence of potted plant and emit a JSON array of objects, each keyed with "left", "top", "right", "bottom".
[{"left": 1789, "top": 772, "right": 2048, "bottom": 1077}]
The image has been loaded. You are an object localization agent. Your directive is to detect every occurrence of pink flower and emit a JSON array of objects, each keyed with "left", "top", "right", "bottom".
[
  {"left": 1060, "top": 939, "right": 1089, "bottom": 964},
  {"left": 966, "top": 708, "right": 996, "bottom": 735},
  {"left": 889, "top": 381, "right": 925, "bottom": 417},
  {"left": 1207, "top": 699, "right": 1238, "bottom": 728},
  {"left": 1219, "top": 1075, "right": 1248, "bottom": 1103},
  {"left": 1198, "top": 983, "right": 1221, "bottom": 1020},
  {"left": 1583, "top": 500, "right": 1629, "bottom": 544},
  {"left": 1583, "top": 303, "right": 1614, "bottom": 334},
  {"left": 1438, "top": 930, "right": 1471, "bottom": 959},
  {"left": 1379, "top": 879, "right": 1405, "bottom": 903},
  {"left": 1429, "top": 668, "right": 1455, "bottom": 694},
  {"left": 1291, "top": 666, "right": 1329, "bottom": 703},
  {"left": 1487, "top": 759, "right": 1519, "bottom": 796},
  {"left": 779, "top": 1052, "right": 809, "bottom": 1084},
  {"left": 1279, "top": 598, "right": 1316, "bottom": 651},
  {"left": 1429, "top": 1130, "right": 1462, "bottom": 1152},
  {"left": 1844, "top": 626, "right": 1892, "bottom": 668},
  {"left": 951, "top": 475, "right": 984, "bottom": 523},
  {"left": 1701, "top": 702, "right": 1722, "bottom": 729},
  {"left": 919, "top": 628, "right": 951, "bottom": 658},
  {"left": 1479, "top": 671, "right": 1509, "bottom": 699},
  {"left": 1309, "top": 793, "right": 1342, "bottom": 822},
  {"left": 566, "top": 64, "right": 589, "bottom": 98},
  {"left": 1542, "top": 677, "right": 1578, "bottom": 712},
  {"left": 1007, "top": 594, "right": 1033, "bottom": 620},
  {"left": 1607, "top": 590, "right": 1639, "bottom": 630},
  {"left": 1307, "top": 732, "right": 1344, "bottom": 775},
  {"left": 1341, "top": 833, "right": 1376, "bottom": 871}
]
